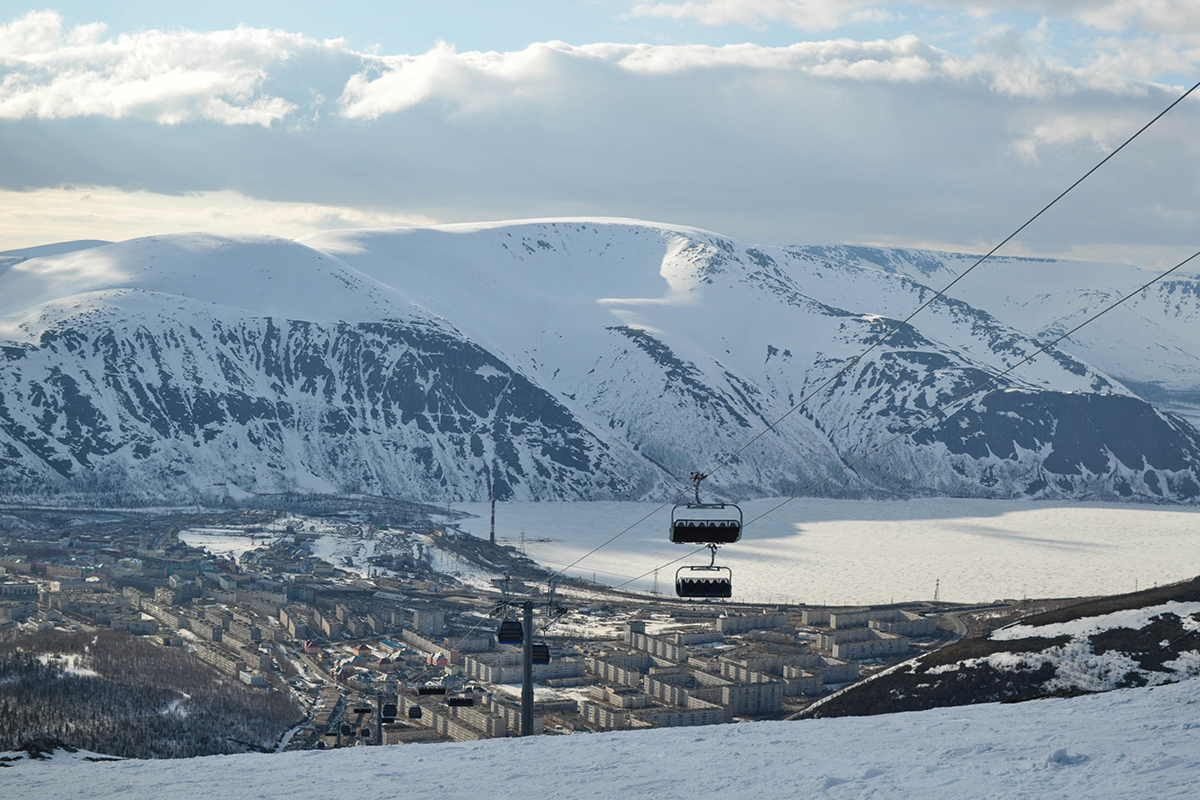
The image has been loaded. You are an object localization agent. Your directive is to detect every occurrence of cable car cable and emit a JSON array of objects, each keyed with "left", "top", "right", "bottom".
[
  {"left": 547, "top": 76, "right": 1200, "bottom": 582},
  {"left": 696, "top": 76, "right": 1200, "bottom": 488},
  {"left": 614, "top": 246, "right": 1200, "bottom": 592}
]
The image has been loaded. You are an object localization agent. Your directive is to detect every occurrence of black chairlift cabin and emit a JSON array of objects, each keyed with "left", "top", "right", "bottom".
[
  {"left": 675, "top": 565, "right": 733, "bottom": 599},
  {"left": 670, "top": 473, "right": 742, "bottom": 545},
  {"left": 352, "top": 702, "right": 372, "bottom": 715},
  {"left": 531, "top": 644, "right": 551, "bottom": 665},
  {"left": 408, "top": 706, "right": 423, "bottom": 720},
  {"left": 359, "top": 728, "right": 371, "bottom": 739},
  {"left": 381, "top": 701, "right": 397, "bottom": 723},
  {"left": 497, "top": 618, "right": 524, "bottom": 645},
  {"left": 446, "top": 695, "right": 475, "bottom": 708},
  {"left": 339, "top": 723, "right": 352, "bottom": 736}
]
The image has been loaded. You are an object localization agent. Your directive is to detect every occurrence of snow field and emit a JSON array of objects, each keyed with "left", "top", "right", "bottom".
[
  {"left": 178, "top": 528, "right": 282, "bottom": 560},
  {"left": 453, "top": 498, "right": 1200, "bottom": 604},
  {"left": 8, "top": 676, "right": 1200, "bottom": 799}
]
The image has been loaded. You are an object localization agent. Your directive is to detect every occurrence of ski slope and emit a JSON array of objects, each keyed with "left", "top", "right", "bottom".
[
  {"left": 7, "top": 676, "right": 1200, "bottom": 799},
  {"left": 453, "top": 499, "right": 1200, "bottom": 604}
]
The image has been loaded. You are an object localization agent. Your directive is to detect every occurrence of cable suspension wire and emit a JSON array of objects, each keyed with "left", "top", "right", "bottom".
[
  {"left": 616, "top": 247, "right": 1200, "bottom": 593},
  {"left": 698, "top": 76, "right": 1200, "bottom": 484},
  {"left": 552, "top": 77, "right": 1200, "bottom": 581}
]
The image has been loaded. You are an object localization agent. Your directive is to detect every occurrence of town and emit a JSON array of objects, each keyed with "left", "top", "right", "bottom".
[{"left": 0, "top": 502, "right": 1026, "bottom": 749}]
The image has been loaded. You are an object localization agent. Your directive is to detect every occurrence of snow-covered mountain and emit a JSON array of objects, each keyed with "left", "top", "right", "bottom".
[
  {"left": 792, "top": 245, "right": 1200, "bottom": 427},
  {"left": 2, "top": 219, "right": 1199, "bottom": 504}
]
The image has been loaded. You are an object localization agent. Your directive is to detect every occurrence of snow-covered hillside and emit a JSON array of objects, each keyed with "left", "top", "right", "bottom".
[
  {"left": 810, "top": 577, "right": 1200, "bottom": 718},
  {"left": 7, "top": 676, "right": 1200, "bottom": 799},
  {"left": 2, "top": 219, "right": 1199, "bottom": 503},
  {"left": 790, "top": 245, "right": 1200, "bottom": 427}
]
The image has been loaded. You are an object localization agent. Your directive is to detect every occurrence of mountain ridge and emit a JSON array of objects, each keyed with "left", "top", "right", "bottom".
[{"left": 1, "top": 219, "right": 1198, "bottom": 504}]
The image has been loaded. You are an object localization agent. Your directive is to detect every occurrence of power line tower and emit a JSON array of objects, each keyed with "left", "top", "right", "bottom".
[
  {"left": 934, "top": 578, "right": 940, "bottom": 603},
  {"left": 652, "top": 567, "right": 659, "bottom": 595}
]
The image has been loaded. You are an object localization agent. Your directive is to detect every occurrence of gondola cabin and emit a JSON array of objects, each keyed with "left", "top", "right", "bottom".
[
  {"left": 381, "top": 702, "right": 398, "bottom": 722},
  {"left": 447, "top": 695, "right": 475, "bottom": 707},
  {"left": 497, "top": 619, "right": 524, "bottom": 644},
  {"left": 408, "top": 706, "right": 423, "bottom": 720},
  {"left": 531, "top": 644, "right": 551, "bottom": 665}
]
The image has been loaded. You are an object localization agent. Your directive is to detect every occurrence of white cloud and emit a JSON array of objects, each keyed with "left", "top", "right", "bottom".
[
  {"left": 0, "top": 187, "right": 436, "bottom": 250},
  {"left": 1, "top": 14, "right": 1198, "bottom": 261},
  {"left": 337, "top": 35, "right": 1155, "bottom": 123},
  {"left": 0, "top": 12, "right": 349, "bottom": 125}
]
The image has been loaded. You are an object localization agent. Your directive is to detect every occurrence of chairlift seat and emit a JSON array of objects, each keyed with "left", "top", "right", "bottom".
[
  {"left": 353, "top": 705, "right": 372, "bottom": 715},
  {"left": 670, "top": 503, "right": 742, "bottom": 544},
  {"left": 675, "top": 565, "right": 733, "bottom": 599},
  {"left": 418, "top": 685, "right": 447, "bottom": 695},
  {"left": 447, "top": 696, "right": 475, "bottom": 707}
]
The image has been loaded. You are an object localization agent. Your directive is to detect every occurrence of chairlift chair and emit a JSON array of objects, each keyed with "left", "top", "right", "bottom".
[
  {"left": 670, "top": 473, "right": 742, "bottom": 544},
  {"left": 418, "top": 685, "right": 447, "bottom": 696},
  {"left": 352, "top": 703, "right": 372, "bottom": 715},
  {"left": 446, "top": 695, "right": 475, "bottom": 707},
  {"left": 675, "top": 565, "right": 733, "bottom": 599},
  {"left": 669, "top": 505, "right": 743, "bottom": 544}
]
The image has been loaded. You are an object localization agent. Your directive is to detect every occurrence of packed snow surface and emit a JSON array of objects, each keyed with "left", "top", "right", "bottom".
[
  {"left": 454, "top": 498, "right": 1200, "bottom": 603},
  {"left": 8, "top": 678, "right": 1200, "bottom": 799}
]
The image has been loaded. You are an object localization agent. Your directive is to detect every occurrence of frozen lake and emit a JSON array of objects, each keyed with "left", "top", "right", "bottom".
[{"left": 452, "top": 499, "right": 1200, "bottom": 605}]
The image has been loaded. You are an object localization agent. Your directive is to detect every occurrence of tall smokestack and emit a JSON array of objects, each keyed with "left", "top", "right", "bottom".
[{"left": 489, "top": 474, "right": 496, "bottom": 547}]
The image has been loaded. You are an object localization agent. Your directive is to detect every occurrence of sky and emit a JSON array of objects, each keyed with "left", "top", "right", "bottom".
[{"left": 1, "top": 1, "right": 1200, "bottom": 265}]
